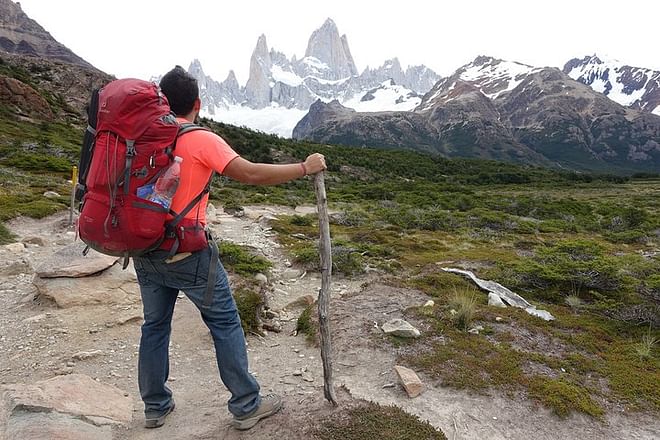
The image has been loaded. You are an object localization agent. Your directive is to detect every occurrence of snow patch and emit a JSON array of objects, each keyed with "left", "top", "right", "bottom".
[
  {"left": 201, "top": 104, "right": 307, "bottom": 138},
  {"left": 653, "top": 105, "right": 660, "bottom": 116},
  {"left": 568, "top": 58, "right": 656, "bottom": 107},
  {"left": 302, "top": 56, "right": 330, "bottom": 71},
  {"left": 606, "top": 73, "right": 648, "bottom": 106},
  {"left": 343, "top": 81, "right": 420, "bottom": 112},
  {"left": 461, "top": 60, "right": 536, "bottom": 99},
  {"left": 306, "top": 76, "right": 351, "bottom": 86},
  {"left": 271, "top": 65, "right": 303, "bottom": 87}
]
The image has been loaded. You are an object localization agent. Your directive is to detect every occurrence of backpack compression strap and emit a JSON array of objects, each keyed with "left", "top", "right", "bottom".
[{"left": 163, "top": 173, "right": 214, "bottom": 258}]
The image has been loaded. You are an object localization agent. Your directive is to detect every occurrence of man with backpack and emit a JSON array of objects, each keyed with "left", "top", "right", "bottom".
[{"left": 133, "top": 66, "right": 326, "bottom": 430}]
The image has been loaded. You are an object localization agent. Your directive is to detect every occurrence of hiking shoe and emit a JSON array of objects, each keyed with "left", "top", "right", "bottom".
[
  {"left": 232, "top": 394, "right": 283, "bottom": 431},
  {"left": 144, "top": 401, "right": 175, "bottom": 429}
]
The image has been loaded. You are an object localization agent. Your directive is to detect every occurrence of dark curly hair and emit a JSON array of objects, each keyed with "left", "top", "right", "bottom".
[{"left": 159, "top": 65, "right": 199, "bottom": 116}]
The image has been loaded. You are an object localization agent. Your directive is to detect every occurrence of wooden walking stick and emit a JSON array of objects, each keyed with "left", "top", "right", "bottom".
[{"left": 314, "top": 171, "right": 338, "bottom": 406}]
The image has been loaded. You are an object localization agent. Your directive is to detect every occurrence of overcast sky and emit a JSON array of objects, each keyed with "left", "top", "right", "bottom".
[{"left": 16, "top": 0, "right": 660, "bottom": 84}]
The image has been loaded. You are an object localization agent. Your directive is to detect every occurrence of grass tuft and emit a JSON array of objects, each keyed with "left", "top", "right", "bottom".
[
  {"left": 635, "top": 325, "right": 658, "bottom": 359},
  {"left": 565, "top": 295, "right": 583, "bottom": 309},
  {"left": 449, "top": 290, "right": 477, "bottom": 331}
]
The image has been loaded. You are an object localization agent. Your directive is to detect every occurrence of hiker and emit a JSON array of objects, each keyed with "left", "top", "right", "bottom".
[{"left": 133, "top": 65, "right": 326, "bottom": 430}]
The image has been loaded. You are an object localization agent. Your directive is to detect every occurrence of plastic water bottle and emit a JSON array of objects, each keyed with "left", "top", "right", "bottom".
[{"left": 149, "top": 156, "right": 182, "bottom": 209}]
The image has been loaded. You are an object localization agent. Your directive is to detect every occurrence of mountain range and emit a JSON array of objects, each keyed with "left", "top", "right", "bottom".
[
  {"left": 183, "top": 22, "right": 660, "bottom": 143},
  {"left": 294, "top": 56, "right": 660, "bottom": 172},
  {"left": 170, "top": 18, "right": 440, "bottom": 137},
  {"left": 0, "top": 0, "right": 658, "bottom": 173}
]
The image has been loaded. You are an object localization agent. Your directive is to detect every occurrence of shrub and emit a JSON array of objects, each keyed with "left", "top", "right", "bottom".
[
  {"left": 332, "top": 245, "right": 364, "bottom": 276},
  {"left": 234, "top": 287, "right": 264, "bottom": 334},
  {"left": 314, "top": 402, "right": 447, "bottom": 440},
  {"left": 290, "top": 214, "right": 313, "bottom": 226},
  {"left": 528, "top": 377, "right": 604, "bottom": 419},
  {"left": 291, "top": 243, "right": 319, "bottom": 268},
  {"left": 513, "top": 240, "right": 626, "bottom": 300},
  {"left": 0, "top": 222, "right": 14, "bottom": 245},
  {"left": 604, "top": 230, "right": 648, "bottom": 244},
  {"left": 218, "top": 241, "right": 272, "bottom": 276},
  {"left": 329, "top": 209, "right": 369, "bottom": 226},
  {"left": 296, "top": 302, "right": 318, "bottom": 345}
]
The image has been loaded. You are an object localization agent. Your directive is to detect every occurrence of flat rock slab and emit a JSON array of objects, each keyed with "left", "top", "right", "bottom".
[
  {"left": 0, "top": 257, "right": 32, "bottom": 276},
  {"left": 1, "top": 374, "right": 132, "bottom": 440},
  {"left": 36, "top": 242, "right": 118, "bottom": 278},
  {"left": 33, "top": 264, "right": 139, "bottom": 308}
]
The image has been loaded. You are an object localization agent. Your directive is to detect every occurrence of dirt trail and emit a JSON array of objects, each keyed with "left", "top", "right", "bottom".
[{"left": 0, "top": 208, "right": 658, "bottom": 439}]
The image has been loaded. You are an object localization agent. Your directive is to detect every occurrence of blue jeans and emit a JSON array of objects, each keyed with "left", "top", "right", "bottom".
[{"left": 133, "top": 245, "right": 261, "bottom": 418}]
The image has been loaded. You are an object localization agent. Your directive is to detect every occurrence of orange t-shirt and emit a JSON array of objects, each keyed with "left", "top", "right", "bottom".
[{"left": 170, "top": 119, "right": 239, "bottom": 224}]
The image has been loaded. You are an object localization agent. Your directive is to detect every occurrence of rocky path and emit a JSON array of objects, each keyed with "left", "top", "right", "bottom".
[{"left": 0, "top": 208, "right": 658, "bottom": 439}]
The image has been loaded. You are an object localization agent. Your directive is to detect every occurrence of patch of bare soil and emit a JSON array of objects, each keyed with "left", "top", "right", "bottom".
[{"left": 0, "top": 208, "right": 658, "bottom": 439}]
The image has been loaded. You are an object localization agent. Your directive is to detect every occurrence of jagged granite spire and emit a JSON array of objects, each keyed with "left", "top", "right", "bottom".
[
  {"left": 245, "top": 34, "right": 273, "bottom": 107},
  {"left": 303, "top": 18, "right": 358, "bottom": 80}
]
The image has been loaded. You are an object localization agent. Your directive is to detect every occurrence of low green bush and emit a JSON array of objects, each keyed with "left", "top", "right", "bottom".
[
  {"left": 0, "top": 222, "right": 14, "bottom": 245},
  {"left": 234, "top": 287, "right": 264, "bottom": 334},
  {"left": 218, "top": 241, "right": 272, "bottom": 276},
  {"left": 314, "top": 402, "right": 447, "bottom": 440}
]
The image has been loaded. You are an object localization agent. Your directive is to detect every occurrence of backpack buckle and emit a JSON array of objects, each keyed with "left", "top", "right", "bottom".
[{"left": 126, "top": 140, "right": 136, "bottom": 156}]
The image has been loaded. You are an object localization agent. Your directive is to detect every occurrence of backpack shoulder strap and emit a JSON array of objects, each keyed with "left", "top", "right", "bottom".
[
  {"left": 169, "top": 122, "right": 211, "bottom": 155},
  {"left": 177, "top": 122, "right": 210, "bottom": 137}
]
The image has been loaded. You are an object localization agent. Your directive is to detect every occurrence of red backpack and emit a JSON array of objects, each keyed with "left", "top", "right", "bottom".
[{"left": 77, "top": 78, "right": 211, "bottom": 266}]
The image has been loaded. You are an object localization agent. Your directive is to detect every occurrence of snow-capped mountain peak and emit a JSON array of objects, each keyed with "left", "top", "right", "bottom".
[
  {"left": 563, "top": 55, "right": 660, "bottom": 115},
  {"left": 303, "top": 17, "right": 358, "bottom": 81},
  {"left": 456, "top": 55, "right": 540, "bottom": 99}
]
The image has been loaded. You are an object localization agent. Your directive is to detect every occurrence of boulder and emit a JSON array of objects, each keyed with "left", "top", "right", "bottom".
[
  {"left": 22, "top": 236, "right": 46, "bottom": 246},
  {"left": 33, "top": 264, "right": 139, "bottom": 308},
  {"left": 35, "top": 242, "right": 118, "bottom": 278},
  {"left": 488, "top": 292, "right": 507, "bottom": 308},
  {"left": 1, "top": 374, "right": 132, "bottom": 440},
  {"left": 3, "top": 243, "right": 25, "bottom": 253},
  {"left": 280, "top": 268, "right": 303, "bottom": 280},
  {"left": 254, "top": 273, "right": 268, "bottom": 284}
]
